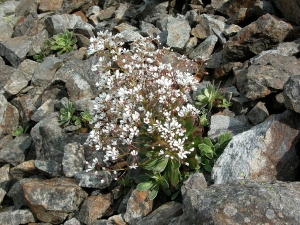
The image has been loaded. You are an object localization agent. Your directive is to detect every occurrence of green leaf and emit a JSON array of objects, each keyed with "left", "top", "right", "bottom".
[
  {"left": 171, "top": 190, "right": 180, "bottom": 200},
  {"left": 204, "top": 164, "right": 212, "bottom": 172},
  {"left": 137, "top": 181, "right": 155, "bottom": 191},
  {"left": 143, "top": 157, "right": 160, "bottom": 171},
  {"left": 153, "top": 158, "right": 168, "bottom": 173},
  {"left": 170, "top": 167, "right": 180, "bottom": 187},
  {"left": 203, "top": 137, "right": 213, "bottom": 147},
  {"left": 185, "top": 157, "right": 198, "bottom": 170},
  {"left": 148, "top": 185, "right": 159, "bottom": 200},
  {"left": 158, "top": 178, "right": 169, "bottom": 189}
]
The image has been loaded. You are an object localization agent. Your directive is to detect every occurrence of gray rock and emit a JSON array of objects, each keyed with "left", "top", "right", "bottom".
[
  {"left": 191, "top": 14, "right": 225, "bottom": 40},
  {"left": 205, "top": 51, "right": 224, "bottom": 69},
  {"left": 0, "top": 1, "right": 19, "bottom": 18},
  {"left": 29, "top": 29, "right": 50, "bottom": 56},
  {"left": 137, "top": 201, "right": 182, "bottom": 225},
  {"left": 0, "top": 65, "right": 16, "bottom": 92},
  {"left": 139, "top": 1, "right": 169, "bottom": 24},
  {"left": 222, "top": 24, "right": 242, "bottom": 38},
  {"left": 212, "top": 110, "right": 300, "bottom": 184},
  {"left": 14, "top": 0, "right": 38, "bottom": 17},
  {"left": 0, "top": 164, "right": 11, "bottom": 191},
  {"left": 224, "top": 14, "right": 293, "bottom": 61},
  {"left": 74, "top": 171, "right": 113, "bottom": 189},
  {"left": 120, "top": 30, "right": 144, "bottom": 42},
  {"left": 124, "top": 189, "right": 153, "bottom": 225},
  {"left": 21, "top": 178, "right": 87, "bottom": 224},
  {"left": 283, "top": 75, "right": 300, "bottom": 113},
  {"left": 208, "top": 115, "right": 251, "bottom": 140},
  {"left": 247, "top": 101, "right": 269, "bottom": 125},
  {"left": 0, "top": 20, "right": 14, "bottom": 42},
  {"left": 236, "top": 54, "right": 300, "bottom": 100},
  {"left": 31, "top": 99, "right": 56, "bottom": 122},
  {"left": 272, "top": 92, "right": 286, "bottom": 111},
  {"left": 62, "top": 142, "right": 86, "bottom": 177},
  {"left": 64, "top": 217, "right": 81, "bottom": 225},
  {"left": 0, "top": 209, "right": 35, "bottom": 225},
  {"left": 3, "top": 69, "right": 31, "bottom": 96},
  {"left": 181, "top": 172, "right": 207, "bottom": 197},
  {"left": 0, "top": 134, "right": 32, "bottom": 167},
  {"left": 0, "top": 36, "right": 32, "bottom": 67},
  {"left": 139, "top": 21, "right": 161, "bottom": 38},
  {"left": 13, "top": 12, "right": 40, "bottom": 38},
  {"left": 181, "top": 179, "right": 300, "bottom": 224},
  {"left": 32, "top": 57, "right": 63, "bottom": 87},
  {"left": 185, "top": 9, "right": 201, "bottom": 27},
  {"left": 34, "top": 160, "right": 62, "bottom": 178},
  {"left": 188, "top": 35, "right": 218, "bottom": 60},
  {"left": 0, "top": 188, "right": 6, "bottom": 205}
]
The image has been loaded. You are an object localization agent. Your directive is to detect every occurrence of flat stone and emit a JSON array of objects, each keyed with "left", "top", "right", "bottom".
[
  {"left": 34, "top": 160, "right": 61, "bottom": 178},
  {"left": 0, "top": 209, "right": 35, "bottom": 225},
  {"left": 189, "top": 35, "right": 218, "bottom": 60},
  {"left": 74, "top": 170, "right": 113, "bottom": 189}
]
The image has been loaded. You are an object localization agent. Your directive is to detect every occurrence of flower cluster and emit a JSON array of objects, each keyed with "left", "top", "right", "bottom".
[{"left": 85, "top": 31, "right": 202, "bottom": 182}]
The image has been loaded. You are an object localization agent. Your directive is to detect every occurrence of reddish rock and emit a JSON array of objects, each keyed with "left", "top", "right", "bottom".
[{"left": 38, "top": 0, "right": 63, "bottom": 12}]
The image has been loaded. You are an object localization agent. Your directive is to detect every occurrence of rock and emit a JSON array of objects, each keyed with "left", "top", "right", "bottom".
[
  {"left": 62, "top": 142, "right": 86, "bottom": 177},
  {"left": 57, "top": 0, "right": 95, "bottom": 14},
  {"left": 119, "top": 30, "right": 144, "bottom": 42},
  {"left": 230, "top": 96, "right": 252, "bottom": 115},
  {"left": 283, "top": 75, "right": 300, "bottom": 113},
  {"left": 74, "top": 170, "right": 113, "bottom": 189},
  {"left": 236, "top": 54, "right": 300, "bottom": 100},
  {"left": 34, "top": 160, "right": 62, "bottom": 178},
  {"left": 76, "top": 193, "right": 112, "bottom": 224},
  {"left": 181, "top": 179, "right": 300, "bottom": 224},
  {"left": 0, "top": 134, "right": 13, "bottom": 150},
  {"left": 222, "top": 24, "right": 241, "bottom": 38},
  {"left": 0, "top": 209, "right": 35, "bottom": 225},
  {"left": 0, "top": 0, "right": 19, "bottom": 17},
  {"left": 0, "top": 65, "right": 16, "bottom": 92},
  {"left": 208, "top": 115, "right": 250, "bottom": 140},
  {"left": 272, "top": 92, "right": 286, "bottom": 111},
  {"left": 0, "top": 20, "right": 14, "bottom": 42},
  {"left": 191, "top": 14, "right": 225, "bottom": 40},
  {"left": 247, "top": 101, "right": 269, "bottom": 125},
  {"left": 64, "top": 217, "right": 81, "bottom": 225},
  {"left": 188, "top": 35, "right": 218, "bottom": 60},
  {"left": 13, "top": 13, "right": 40, "bottom": 38},
  {"left": 31, "top": 99, "right": 56, "bottom": 122},
  {"left": 124, "top": 189, "right": 153, "bottom": 225},
  {"left": 271, "top": 0, "right": 300, "bottom": 25},
  {"left": 214, "top": 0, "right": 261, "bottom": 17},
  {"left": 3, "top": 69, "right": 31, "bottom": 96},
  {"left": 0, "top": 134, "right": 32, "bottom": 167},
  {"left": 14, "top": 0, "right": 38, "bottom": 17},
  {"left": 0, "top": 188, "right": 6, "bottom": 205},
  {"left": 185, "top": 9, "right": 201, "bottom": 27},
  {"left": 97, "top": 6, "right": 116, "bottom": 21},
  {"left": 0, "top": 36, "right": 32, "bottom": 67},
  {"left": 0, "top": 164, "right": 11, "bottom": 191},
  {"left": 10, "top": 160, "right": 37, "bottom": 180},
  {"left": 212, "top": 110, "right": 300, "bottom": 184},
  {"left": 107, "top": 214, "right": 127, "bottom": 225},
  {"left": 21, "top": 178, "right": 87, "bottom": 224},
  {"left": 38, "top": 0, "right": 63, "bottom": 12},
  {"left": 137, "top": 201, "right": 182, "bottom": 225},
  {"left": 223, "top": 14, "right": 293, "bottom": 61},
  {"left": 114, "top": 23, "right": 138, "bottom": 33},
  {"left": 139, "top": 21, "right": 161, "bottom": 38},
  {"left": 138, "top": 1, "right": 169, "bottom": 24}
]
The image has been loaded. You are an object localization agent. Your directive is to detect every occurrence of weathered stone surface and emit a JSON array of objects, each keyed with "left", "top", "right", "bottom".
[
  {"left": 124, "top": 190, "right": 153, "bottom": 225},
  {"left": 0, "top": 209, "right": 35, "bottom": 225},
  {"left": 191, "top": 14, "right": 225, "bottom": 39},
  {"left": 236, "top": 54, "right": 300, "bottom": 100},
  {"left": 62, "top": 142, "right": 85, "bottom": 177},
  {"left": 0, "top": 187, "right": 6, "bottom": 204},
  {"left": 0, "top": 36, "right": 32, "bottom": 67},
  {"left": 0, "top": 65, "right": 16, "bottom": 92},
  {"left": 0, "top": 94, "right": 19, "bottom": 139},
  {"left": 137, "top": 201, "right": 182, "bottom": 225},
  {"left": 139, "top": 1, "right": 169, "bottom": 24},
  {"left": 97, "top": 6, "right": 116, "bottom": 21},
  {"left": 214, "top": 0, "right": 260, "bottom": 17},
  {"left": 57, "top": 0, "right": 95, "bottom": 14},
  {"left": 0, "top": 0, "right": 19, "bottom": 18},
  {"left": 10, "top": 160, "right": 37, "bottom": 180},
  {"left": 31, "top": 99, "right": 56, "bottom": 122},
  {"left": 0, "top": 134, "right": 13, "bottom": 150},
  {"left": 230, "top": 96, "right": 252, "bottom": 115},
  {"left": 29, "top": 29, "right": 50, "bottom": 56},
  {"left": 139, "top": 21, "right": 161, "bottom": 38},
  {"left": 107, "top": 214, "right": 127, "bottom": 225},
  {"left": 0, "top": 134, "right": 32, "bottom": 166},
  {"left": 283, "top": 75, "right": 300, "bottom": 114},
  {"left": 76, "top": 193, "right": 112, "bottom": 224},
  {"left": 114, "top": 3, "right": 130, "bottom": 23},
  {"left": 64, "top": 217, "right": 81, "bottom": 225},
  {"left": 223, "top": 14, "right": 293, "bottom": 61},
  {"left": 3, "top": 69, "right": 31, "bottom": 96},
  {"left": 181, "top": 179, "right": 300, "bottom": 224},
  {"left": 0, "top": 164, "right": 11, "bottom": 191},
  {"left": 34, "top": 160, "right": 62, "bottom": 178},
  {"left": 222, "top": 24, "right": 241, "bottom": 38},
  {"left": 21, "top": 178, "right": 87, "bottom": 224},
  {"left": 271, "top": 0, "right": 300, "bottom": 25},
  {"left": 13, "top": 13, "right": 40, "bottom": 38},
  {"left": 38, "top": 0, "right": 63, "bottom": 12},
  {"left": 74, "top": 170, "right": 113, "bottom": 189},
  {"left": 188, "top": 35, "right": 218, "bottom": 60},
  {"left": 208, "top": 115, "right": 250, "bottom": 140},
  {"left": 14, "top": 0, "right": 38, "bottom": 17},
  {"left": 0, "top": 20, "right": 14, "bottom": 42},
  {"left": 247, "top": 101, "right": 269, "bottom": 125},
  {"left": 212, "top": 110, "right": 300, "bottom": 184}
]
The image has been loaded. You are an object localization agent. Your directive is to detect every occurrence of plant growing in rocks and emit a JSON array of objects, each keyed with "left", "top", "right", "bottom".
[{"left": 85, "top": 31, "right": 229, "bottom": 200}]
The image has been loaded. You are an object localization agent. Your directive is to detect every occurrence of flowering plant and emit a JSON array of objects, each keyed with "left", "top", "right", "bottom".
[{"left": 85, "top": 31, "right": 224, "bottom": 199}]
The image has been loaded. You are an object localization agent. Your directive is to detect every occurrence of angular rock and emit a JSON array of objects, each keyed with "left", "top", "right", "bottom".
[
  {"left": 208, "top": 115, "right": 250, "bottom": 140},
  {"left": 0, "top": 164, "right": 11, "bottom": 191},
  {"left": 76, "top": 193, "right": 112, "bottom": 224},
  {"left": 29, "top": 29, "right": 50, "bottom": 56},
  {"left": 13, "top": 13, "right": 40, "bottom": 38},
  {"left": 230, "top": 96, "right": 252, "bottom": 115},
  {"left": 283, "top": 75, "right": 300, "bottom": 114},
  {"left": 236, "top": 54, "right": 300, "bottom": 100},
  {"left": 214, "top": 0, "right": 261, "bottom": 17},
  {"left": 119, "top": 30, "right": 143, "bottom": 43},
  {"left": 0, "top": 94, "right": 19, "bottom": 138},
  {"left": 3, "top": 69, "right": 31, "bottom": 96},
  {"left": 140, "top": 21, "right": 161, "bottom": 38},
  {"left": 139, "top": 1, "right": 169, "bottom": 24},
  {"left": 14, "top": 0, "right": 38, "bottom": 17},
  {"left": 114, "top": 3, "right": 130, "bottom": 23},
  {"left": 0, "top": 134, "right": 32, "bottom": 167},
  {"left": 181, "top": 179, "right": 300, "bottom": 224},
  {"left": 38, "top": 0, "right": 63, "bottom": 12},
  {"left": 0, "top": 188, "right": 6, "bottom": 205},
  {"left": 31, "top": 99, "right": 56, "bottom": 122},
  {"left": 212, "top": 110, "right": 300, "bottom": 184},
  {"left": 0, "top": 20, "right": 14, "bottom": 42},
  {"left": 0, "top": 36, "right": 32, "bottom": 67},
  {"left": 222, "top": 24, "right": 242, "bottom": 38},
  {"left": 74, "top": 170, "right": 113, "bottom": 189},
  {"left": 34, "top": 160, "right": 62, "bottom": 178},
  {"left": 0, "top": 134, "right": 13, "bottom": 150},
  {"left": 247, "top": 101, "right": 269, "bottom": 125},
  {"left": 223, "top": 14, "right": 293, "bottom": 61},
  {"left": 188, "top": 35, "right": 218, "bottom": 60},
  {"left": 114, "top": 23, "right": 138, "bottom": 33},
  {"left": 62, "top": 142, "right": 85, "bottom": 177},
  {"left": 137, "top": 201, "right": 182, "bottom": 225},
  {"left": 124, "top": 190, "right": 153, "bottom": 225},
  {"left": 97, "top": 6, "right": 116, "bottom": 21},
  {"left": 271, "top": 0, "right": 300, "bottom": 25},
  {"left": 107, "top": 214, "right": 127, "bottom": 225},
  {"left": 0, "top": 0, "right": 19, "bottom": 17},
  {"left": 0, "top": 65, "right": 16, "bottom": 91},
  {"left": 64, "top": 217, "right": 81, "bottom": 225},
  {"left": 0, "top": 209, "right": 35, "bottom": 225},
  {"left": 57, "top": 0, "right": 95, "bottom": 14},
  {"left": 10, "top": 160, "right": 37, "bottom": 180},
  {"left": 191, "top": 14, "right": 225, "bottom": 40},
  {"left": 21, "top": 178, "right": 87, "bottom": 224}
]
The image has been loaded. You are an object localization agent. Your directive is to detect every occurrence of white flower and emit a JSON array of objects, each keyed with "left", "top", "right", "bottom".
[
  {"left": 129, "top": 163, "right": 138, "bottom": 169},
  {"left": 131, "top": 150, "right": 138, "bottom": 156}
]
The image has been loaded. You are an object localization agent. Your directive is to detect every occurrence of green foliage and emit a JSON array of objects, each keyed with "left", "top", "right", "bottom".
[
  {"left": 117, "top": 174, "right": 134, "bottom": 195},
  {"left": 197, "top": 132, "right": 231, "bottom": 173},
  {"left": 12, "top": 126, "right": 28, "bottom": 137},
  {"left": 195, "top": 82, "right": 231, "bottom": 112},
  {"left": 34, "top": 30, "right": 77, "bottom": 62}
]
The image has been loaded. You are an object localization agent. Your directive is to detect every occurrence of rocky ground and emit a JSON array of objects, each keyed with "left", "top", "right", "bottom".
[{"left": 0, "top": 0, "right": 300, "bottom": 224}]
